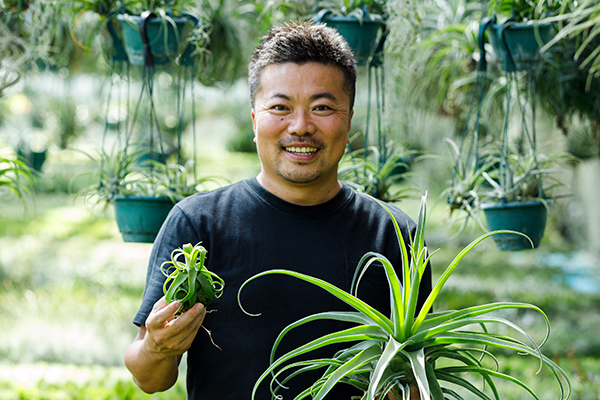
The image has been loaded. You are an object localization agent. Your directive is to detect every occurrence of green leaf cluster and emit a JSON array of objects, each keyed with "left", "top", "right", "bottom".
[
  {"left": 162, "top": 242, "right": 224, "bottom": 314},
  {"left": 76, "top": 147, "right": 226, "bottom": 206},
  {"left": 238, "top": 193, "right": 570, "bottom": 400},
  {"left": 0, "top": 153, "right": 35, "bottom": 209},
  {"left": 338, "top": 141, "right": 418, "bottom": 202}
]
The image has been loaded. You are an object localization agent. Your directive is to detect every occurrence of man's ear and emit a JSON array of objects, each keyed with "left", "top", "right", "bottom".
[
  {"left": 251, "top": 108, "right": 257, "bottom": 143},
  {"left": 347, "top": 109, "right": 354, "bottom": 143}
]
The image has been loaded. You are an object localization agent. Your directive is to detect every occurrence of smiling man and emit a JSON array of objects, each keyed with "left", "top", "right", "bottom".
[{"left": 125, "top": 21, "right": 431, "bottom": 399}]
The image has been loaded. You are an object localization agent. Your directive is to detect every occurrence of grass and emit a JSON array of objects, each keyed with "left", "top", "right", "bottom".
[{"left": 0, "top": 152, "right": 599, "bottom": 399}]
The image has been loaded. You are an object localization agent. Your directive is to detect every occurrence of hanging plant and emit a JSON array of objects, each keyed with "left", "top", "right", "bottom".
[
  {"left": 312, "top": 1, "right": 386, "bottom": 66},
  {"left": 485, "top": 0, "right": 562, "bottom": 72},
  {"left": 338, "top": 141, "right": 418, "bottom": 202},
  {"left": 238, "top": 194, "right": 571, "bottom": 400}
]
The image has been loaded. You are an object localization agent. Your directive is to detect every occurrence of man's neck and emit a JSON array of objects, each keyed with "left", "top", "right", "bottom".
[{"left": 256, "top": 172, "right": 342, "bottom": 206}]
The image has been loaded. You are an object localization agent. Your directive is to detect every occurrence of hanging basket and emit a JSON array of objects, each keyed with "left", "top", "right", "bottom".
[
  {"left": 313, "top": 10, "right": 385, "bottom": 66},
  {"left": 116, "top": 13, "right": 191, "bottom": 65},
  {"left": 113, "top": 196, "right": 174, "bottom": 243},
  {"left": 488, "top": 19, "right": 554, "bottom": 72},
  {"left": 481, "top": 200, "right": 548, "bottom": 251}
]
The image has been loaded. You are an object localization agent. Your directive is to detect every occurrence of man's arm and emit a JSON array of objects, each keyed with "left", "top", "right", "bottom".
[{"left": 124, "top": 297, "right": 206, "bottom": 393}]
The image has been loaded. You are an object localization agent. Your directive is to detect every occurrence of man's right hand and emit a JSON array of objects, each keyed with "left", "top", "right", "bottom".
[
  {"left": 124, "top": 296, "right": 206, "bottom": 393},
  {"left": 143, "top": 297, "right": 206, "bottom": 359}
]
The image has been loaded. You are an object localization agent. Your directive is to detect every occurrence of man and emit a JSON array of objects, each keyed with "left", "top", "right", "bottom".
[{"left": 125, "top": 21, "right": 431, "bottom": 399}]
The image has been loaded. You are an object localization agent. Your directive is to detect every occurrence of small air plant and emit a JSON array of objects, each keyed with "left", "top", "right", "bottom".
[
  {"left": 162, "top": 242, "right": 224, "bottom": 349},
  {"left": 161, "top": 242, "right": 224, "bottom": 314}
]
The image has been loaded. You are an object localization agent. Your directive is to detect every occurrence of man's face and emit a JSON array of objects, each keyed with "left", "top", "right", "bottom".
[{"left": 251, "top": 62, "right": 353, "bottom": 188}]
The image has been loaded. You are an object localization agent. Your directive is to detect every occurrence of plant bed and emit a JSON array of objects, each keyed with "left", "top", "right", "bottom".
[
  {"left": 113, "top": 195, "right": 174, "bottom": 243},
  {"left": 481, "top": 200, "right": 547, "bottom": 250}
]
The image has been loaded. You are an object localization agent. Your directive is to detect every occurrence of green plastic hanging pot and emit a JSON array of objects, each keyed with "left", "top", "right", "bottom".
[
  {"left": 488, "top": 19, "right": 554, "bottom": 72},
  {"left": 114, "top": 196, "right": 174, "bottom": 243},
  {"left": 313, "top": 10, "right": 385, "bottom": 66},
  {"left": 116, "top": 13, "right": 190, "bottom": 65},
  {"left": 481, "top": 200, "right": 548, "bottom": 251}
]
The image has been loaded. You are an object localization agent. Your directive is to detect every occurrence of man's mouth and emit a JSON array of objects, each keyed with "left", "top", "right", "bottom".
[{"left": 285, "top": 146, "right": 318, "bottom": 155}]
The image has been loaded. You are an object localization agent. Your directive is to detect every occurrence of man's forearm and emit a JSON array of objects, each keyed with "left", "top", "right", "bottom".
[{"left": 124, "top": 336, "right": 180, "bottom": 393}]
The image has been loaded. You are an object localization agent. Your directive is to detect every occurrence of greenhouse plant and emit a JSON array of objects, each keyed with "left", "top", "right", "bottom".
[
  {"left": 478, "top": 143, "right": 577, "bottom": 250},
  {"left": 311, "top": 0, "right": 386, "bottom": 66},
  {"left": 238, "top": 193, "right": 571, "bottom": 400},
  {"left": 484, "top": 0, "right": 563, "bottom": 72},
  {"left": 338, "top": 140, "right": 417, "bottom": 203},
  {"left": 0, "top": 153, "right": 35, "bottom": 211},
  {"left": 77, "top": 147, "right": 223, "bottom": 243}
]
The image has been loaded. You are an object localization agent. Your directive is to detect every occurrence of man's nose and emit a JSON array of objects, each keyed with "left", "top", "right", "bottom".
[{"left": 287, "top": 109, "right": 316, "bottom": 136}]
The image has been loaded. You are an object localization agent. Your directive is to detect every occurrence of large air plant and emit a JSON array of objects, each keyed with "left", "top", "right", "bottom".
[{"left": 238, "top": 194, "right": 570, "bottom": 400}]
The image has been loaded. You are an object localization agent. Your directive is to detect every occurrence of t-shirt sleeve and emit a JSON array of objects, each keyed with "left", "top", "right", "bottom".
[{"left": 132, "top": 204, "right": 201, "bottom": 326}]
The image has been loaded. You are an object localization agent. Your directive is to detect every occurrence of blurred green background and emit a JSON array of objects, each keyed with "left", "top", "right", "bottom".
[{"left": 2, "top": 0, "right": 600, "bottom": 399}]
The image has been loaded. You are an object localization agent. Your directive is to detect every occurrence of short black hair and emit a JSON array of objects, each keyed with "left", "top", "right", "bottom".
[{"left": 248, "top": 21, "right": 357, "bottom": 108}]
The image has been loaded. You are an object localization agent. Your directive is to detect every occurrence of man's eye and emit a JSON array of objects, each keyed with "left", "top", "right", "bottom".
[
  {"left": 314, "top": 105, "right": 331, "bottom": 111},
  {"left": 272, "top": 105, "right": 288, "bottom": 111}
]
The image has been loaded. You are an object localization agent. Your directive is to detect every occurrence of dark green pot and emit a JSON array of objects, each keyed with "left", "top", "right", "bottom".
[
  {"left": 16, "top": 148, "right": 47, "bottom": 172},
  {"left": 116, "top": 14, "right": 189, "bottom": 65},
  {"left": 314, "top": 12, "right": 385, "bottom": 66},
  {"left": 114, "top": 196, "right": 174, "bottom": 243},
  {"left": 481, "top": 200, "right": 548, "bottom": 251},
  {"left": 488, "top": 21, "right": 554, "bottom": 72}
]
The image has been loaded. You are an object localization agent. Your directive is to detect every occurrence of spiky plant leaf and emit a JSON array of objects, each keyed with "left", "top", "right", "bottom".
[{"left": 238, "top": 193, "right": 571, "bottom": 400}]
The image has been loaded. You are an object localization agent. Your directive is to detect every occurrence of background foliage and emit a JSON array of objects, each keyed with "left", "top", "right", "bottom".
[{"left": 1, "top": 0, "right": 600, "bottom": 398}]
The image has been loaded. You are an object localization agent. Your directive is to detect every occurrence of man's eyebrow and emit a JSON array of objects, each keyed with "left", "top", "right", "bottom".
[
  {"left": 267, "top": 92, "right": 338, "bottom": 101},
  {"left": 310, "top": 92, "right": 337, "bottom": 101},
  {"left": 269, "top": 93, "right": 291, "bottom": 101}
]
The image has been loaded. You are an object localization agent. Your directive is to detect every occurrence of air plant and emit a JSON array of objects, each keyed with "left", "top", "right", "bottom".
[
  {"left": 238, "top": 193, "right": 570, "bottom": 400},
  {"left": 161, "top": 242, "right": 224, "bottom": 314}
]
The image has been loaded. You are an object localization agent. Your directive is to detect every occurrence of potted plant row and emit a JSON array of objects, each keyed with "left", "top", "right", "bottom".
[{"left": 238, "top": 193, "right": 571, "bottom": 399}]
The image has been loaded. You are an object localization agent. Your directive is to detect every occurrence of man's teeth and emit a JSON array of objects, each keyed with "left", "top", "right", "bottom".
[{"left": 286, "top": 147, "right": 318, "bottom": 154}]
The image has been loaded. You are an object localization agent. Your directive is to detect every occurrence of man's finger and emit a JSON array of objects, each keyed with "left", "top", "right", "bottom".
[
  {"left": 148, "top": 300, "right": 182, "bottom": 327},
  {"left": 166, "top": 302, "right": 206, "bottom": 332}
]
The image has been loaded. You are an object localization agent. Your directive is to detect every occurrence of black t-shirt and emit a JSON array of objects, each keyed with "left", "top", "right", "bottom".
[{"left": 133, "top": 177, "right": 431, "bottom": 399}]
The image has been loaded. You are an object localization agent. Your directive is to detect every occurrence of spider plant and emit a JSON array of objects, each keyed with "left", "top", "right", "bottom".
[
  {"left": 238, "top": 193, "right": 570, "bottom": 400},
  {"left": 338, "top": 141, "right": 417, "bottom": 202},
  {"left": 485, "top": 0, "right": 563, "bottom": 21},
  {"left": 0, "top": 153, "right": 35, "bottom": 210},
  {"left": 541, "top": 0, "right": 600, "bottom": 90},
  {"left": 161, "top": 242, "right": 224, "bottom": 314},
  {"left": 316, "top": 0, "right": 386, "bottom": 20},
  {"left": 481, "top": 145, "right": 577, "bottom": 204},
  {"left": 75, "top": 147, "right": 146, "bottom": 207},
  {"left": 426, "top": 139, "right": 497, "bottom": 235},
  {"left": 145, "top": 159, "right": 229, "bottom": 202},
  {"left": 122, "top": 0, "right": 195, "bottom": 15}
]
